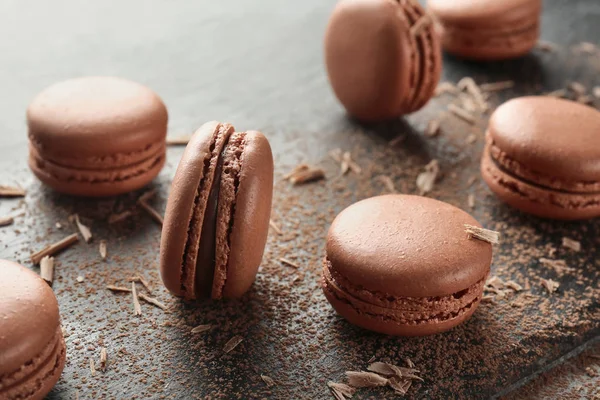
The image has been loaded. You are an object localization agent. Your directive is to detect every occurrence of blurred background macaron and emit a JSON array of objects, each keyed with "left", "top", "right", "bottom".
[
  {"left": 27, "top": 76, "right": 168, "bottom": 197},
  {"left": 427, "top": 0, "right": 542, "bottom": 60},
  {"left": 481, "top": 96, "right": 600, "bottom": 220},
  {"left": 0, "top": 259, "right": 66, "bottom": 400},
  {"left": 160, "top": 121, "right": 274, "bottom": 300},
  {"left": 324, "top": 0, "right": 442, "bottom": 121},
  {"left": 322, "top": 195, "right": 493, "bottom": 336}
]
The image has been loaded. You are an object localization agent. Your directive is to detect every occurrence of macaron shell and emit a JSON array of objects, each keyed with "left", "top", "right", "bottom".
[
  {"left": 159, "top": 121, "right": 234, "bottom": 298},
  {"left": 481, "top": 147, "right": 600, "bottom": 220},
  {"left": 212, "top": 131, "right": 274, "bottom": 299},
  {"left": 488, "top": 97, "right": 600, "bottom": 183},
  {"left": 428, "top": 0, "right": 541, "bottom": 28},
  {"left": 28, "top": 144, "right": 166, "bottom": 197},
  {"left": 0, "top": 260, "right": 61, "bottom": 377},
  {"left": 325, "top": 0, "right": 413, "bottom": 120},
  {"left": 326, "top": 195, "right": 492, "bottom": 298}
]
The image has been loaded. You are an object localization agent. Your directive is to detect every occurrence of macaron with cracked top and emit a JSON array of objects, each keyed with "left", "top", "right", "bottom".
[
  {"left": 428, "top": 0, "right": 541, "bottom": 60},
  {"left": 27, "top": 76, "right": 168, "bottom": 197},
  {"left": 481, "top": 96, "right": 600, "bottom": 220},
  {"left": 322, "top": 195, "right": 492, "bottom": 336},
  {"left": 160, "top": 121, "right": 274, "bottom": 300},
  {"left": 324, "top": 0, "right": 442, "bottom": 121},
  {"left": 0, "top": 259, "right": 66, "bottom": 400}
]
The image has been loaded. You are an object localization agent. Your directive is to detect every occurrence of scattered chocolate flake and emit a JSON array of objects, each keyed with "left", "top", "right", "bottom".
[
  {"left": 128, "top": 275, "right": 152, "bottom": 293},
  {"left": 106, "top": 285, "right": 132, "bottom": 293},
  {"left": 131, "top": 282, "right": 142, "bottom": 316},
  {"left": 577, "top": 42, "right": 597, "bottom": 54},
  {"left": 90, "top": 358, "right": 96, "bottom": 377},
  {"left": 464, "top": 224, "right": 500, "bottom": 245},
  {"left": 458, "top": 77, "right": 488, "bottom": 111},
  {"left": 367, "top": 362, "right": 423, "bottom": 381},
  {"left": 55, "top": 222, "right": 62, "bottom": 229},
  {"left": 388, "top": 377, "right": 412, "bottom": 395},
  {"left": 416, "top": 159, "right": 439, "bottom": 195},
  {"left": 138, "top": 293, "right": 168, "bottom": 311},
  {"left": 108, "top": 210, "right": 133, "bottom": 224},
  {"left": 389, "top": 135, "right": 406, "bottom": 147},
  {"left": 467, "top": 176, "right": 477, "bottom": 186},
  {"left": 481, "top": 295, "right": 497, "bottom": 304},
  {"left": 342, "top": 152, "right": 362, "bottom": 175},
  {"left": 576, "top": 95, "right": 594, "bottom": 105},
  {"left": 74, "top": 214, "right": 92, "bottom": 243},
  {"left": 486, "top": 276, "right": 505, "bottom": 290},
  {"left": 541, "top": 278, "right": 559, "bottom": 294},
  {"left": 405, "top": 358, "right": 415, "bottom": 369},
  {"left": 76, "top": 276, "right": 84, "bottom": 283},
  {"left": 562, "top": 237, "right": 581, "bottom": 252},
  {"left": 31, "top": 233, "right": 79, "bottom": 264},
  {"left": 269, "top": 219, "right": 283, "bottom": 235},
  {"left": 0, "top": 215, "right": 14, "bottom": 227},
  {"left": 568, "top": 82, "right": 586, "bottom": 96},
  {"left": 480, "top": 81, "right": 515, "bottom": 92},
  {"left": 536, "top": 41, "right": 557, "bottom": 52},
  {"left": 594, "top": 86, "right": 600, "bottom": 99},
  {"left": 138, "top": 190, "right": 157, "bottom": 203},
  {"left": 467, "top": 194, "right": 475, "bottom": 209},
  {"left": 345, "top": 371, "right": 388, "bottom": 388},
  {"left": 287, "top": 165, "right": 325, "bottom": 185},
  {"left": 505, "top": 281, "right": 523, "bottom": 292},
  {"left": 191, "top": 324, "right": 212, "bottom": 334},
  {"left": 223, "top": 335, "right": 244, "bottom": 354},
  {"left": 409, "top": 14, "right": 431, "bottom": 37},
  {"left": 448, "top": 104, "right": 476, "bottom": 124},
  {"left": 99, "top": 240, "right": 107, "bottom": 260},
  {"left": 426, "top": 119, "right": 440, "bottom": 137},
  {"left": 166, "top": 134, "right": 192, "bottom": 146},
  {"left": 138, "top": 201, "right": 164, "bottom": 226},
  {"left": 546, "top": 88, "right": 567, "bottom": 98},
  {"left": 283, "top": 163, "right": 310, "bottom": 180},
  {"left": 0, "top": 185, "right": 25, "bottom": 197},
  {"left": 280, "top": 257, "right": 299, "bottom": 269},
  {"left": 377, "top": 175, "right": 396, "bottom": 193},
  {"left": 260, "top": 374, "right": 276, "bottom": 388},
  {"left": 539, "top": 258, "right": 575, "bottom": 275},
  {"left": 40, "top": 256, "right": 54, "bottom": 286},
  {"left": 100, "top": 347, "right": 107, "bottom": 371},
  {"left": 434, "top": 82, "right": 458, "bottom": 96},
  {"left": 466, "top": 134, "right": 477, "bottom": 144},
  {"left": 327, "top": 381, "right": 356, "bottom": 400}
]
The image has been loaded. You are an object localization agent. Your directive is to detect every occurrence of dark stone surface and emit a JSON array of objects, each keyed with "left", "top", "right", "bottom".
[{"left": 0, "top": 0, "right": 598, "bottom": 399}]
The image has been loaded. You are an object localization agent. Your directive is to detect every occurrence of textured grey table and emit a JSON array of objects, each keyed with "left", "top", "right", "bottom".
[{"left": 0, "top": 1, "right": 599, "bottom": 399}]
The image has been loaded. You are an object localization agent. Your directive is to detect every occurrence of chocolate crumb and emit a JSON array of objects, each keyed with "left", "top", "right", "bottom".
[
  {"left": 280, "top": 258, "right": 299, "bottom": 269},
  {"left": 40, "top": 256, "right": 54, "bottom": 286},
  {"left": 76, "top": 276, "right": 84, "bottom": 283},
  {"left": 223, "top": 335, "right": 244, "bottom": 354},
  {"left": 416, "top": 159, "right": 440, "bottom": 195},
  {"left": 448, "top": 104, "right": 476, "bottom": 124},
  {"left": 166, "top": 134, "right": 191, "bottom": 146},
  {"left": 260, "top": 374, "right": 276, "bottom": 388},
  {"left": 345, "top": 371, "right": 388, "bottom": 388},
  {"left": 191, "top": 324, "right": 212, "bottom": 334},
  {"left": 74, "top": 214, "right": 92, "bottom": 243},
  {"left": 541, "top": 278, "right": 560, "bottom": 294},
  {"left": 55, "top": 222, "right": 62, "bottom": 229},
  {"left": 562, "top": 237, "right": 581, "bottom": 252},
  {"left": 327, "top": 381, "right": 356, "bottom": 400},
  {"left": 31, "top": 233, "right": 79, "bottom": 264},
  {"left": 269, "top": 219, "right": 283, "bottom": 235},
  {"left": 426, "top": 119, "right": 440, "bottom": 137},
  {"left": 0, "top": 185, "right": 25, "bottom": 197},
  {"left": 99, "top": 240, "right": 107, "bottom": 260},
  {"left": 0, "top": 215, "right": 14, "bottom": 227},
  {"left": 465, "top": 225, "right": 500, "bottom": 245},
  {"left": 131, "top": 282, "right": 142, "bottom": 316}
]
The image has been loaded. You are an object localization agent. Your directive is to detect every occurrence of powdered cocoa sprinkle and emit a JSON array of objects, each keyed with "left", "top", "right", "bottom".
[
  {"left": 562, "top": 237, "right": 581, "bottom": 252},
  {"left": 505, "top": 281, "right": 523, "bottom": 292},
  {"left": 0, "top": 185, "right": 25, "bottom": 197},
  {"left": 74, "top": 214, "right": 92, "bottom": 243},
  {"left": 465, "top": 225, "right": 500, "bottom": 245},
  {"left": 541, "top": 278, "right": 560, "bottom": 294},
  {"left": 223, "top": 335, "right": 244, "bottom": 354},
  {"left": 539, "top": 258, "right": 575, "bottom": 275}
]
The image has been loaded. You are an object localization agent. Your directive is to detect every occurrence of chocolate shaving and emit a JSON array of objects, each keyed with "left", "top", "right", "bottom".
[
  {"left": 0, "top": 216, "right": 14, "bottom": 227},
  {"left": 448, "top": 104, "right": 476, "bottom": 124},
  {"left": 40, "top": 256, "right": 54, "bottom": 286},
  {"left": 480, "top": 81, "right": 515, "bottom": 92},
  {"left": 405, "top": 358, "right": 415, "bottom": 369},
  {"left": 100, "top": 347, "right": 107, "bottom": 371},
  {"left": 546, "top": 89, "right": 567, "bottom": 98},
  {"left": 577, "top": 41, "right": 597, "bottom": 54},
  {"left": 594, "top": 86, "right": 600, "bottom": 99},
  {"left": 389, "top": 135, "right": 406, "bottom": 147},
  {"left": 434, "top": 82, "right": 458, "bottom": 96},
  {"left": 191, "top": 324, "right": 212, "bottom": 334},
  {"left": 342, "top": 152, "right": 362, "bottom": 175},
  {"left": 74, "top": 214, "right": 92, "bottom": 243},
  {"left": 108, "top": 210, "right": 133, "bottom": 224},
  {"left": 31, "top": 233, "right": 79, "bottom": 264},
  {"left": 128, "top": 275, "right": 152, "bottom": 293},
  {"left": 458, "top": 77, "right": 488, "bottom": 111},
  {"left": 505, "top": 281, "right": 523, "bottom": 292},
  {"left": 166, "top": 134, "right": 192, "bottom": 145},
  {"left": 138, "top": 201, "right": 164, "bottom": 226},
  {"left": 0, "top": 185, "right": 25, "bottom": 197},
  {"left": 283, "top": 164, "right": 310, "bottom": 180},
  {"left": 467, "top": 194, "right": 475, "bottom": 209},
  {"left": 377, "top": 175, "right": 396, "bottom": 193},
  {"left": 539, "top": 258, "right": 575, "bottom": 275},
  {"left": 260, "top": 375, "right": 276, "bottom": 388},
  {"left": 562, "top": 237, "right": 581, "bottom": 252},
  {"left": 99, "top": 240, "right": 107, "bottom": 260},
  {"left": 223, "top": 335, "right": 244, "bottom": 354},
  {"left": 416, "top": 160, "right": 439, "bottom": 195},
  {"left": 345, "top": 371, "right": 388, "bottom": 388},
  {"left": 568, "top": 82, "right": 586, "bottom": 95},
  {"left": 287, "top": 165, "right": 325, "bottom": 185},
  {"left": 327, "top": 382, "right": 356, "bottom": 400},
  {"left": 269, "top": 219, "right": 283, "bottom": 235},
  {"left": 280, "top": 258, "right": 299, "bottom": 269},
  {"left": 138, "top": 293, "right": 168, "bottom": 311},
  {"left": 541, "top": 278, "right": 559, "bottom": 294},
  {"left": 131, "top": 282, "right": 142, "bottom": 316},
  {"left": 426, "top": 119, "right": 440, "bottom": 137},
  {"left": 388, "top": 377, "right": 412, "bottom": 395},
  {"left": 465, "top": 225, "right": 500, "bottom": 245},
  {"left": 368, "top": 362, "right": 423, "bottom": 381},
  {"left": 466, "top": 134, "right": 477, "bottom": 144},
  {"left": 90, "top": 358, "right": 96, "bottom": 377},
  {"left": 106, "top": 285, "right": 131, "bottom": 293}
]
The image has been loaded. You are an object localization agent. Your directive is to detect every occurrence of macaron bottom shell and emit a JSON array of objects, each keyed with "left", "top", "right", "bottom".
[
  {"left": 28, "top": 144, "right": 166, "bottom": 197},
  {"left": 1, "top": 327, "right": 66, "bottom": 400},
  {"left": 481, "top": 146, "right": 600, "bottom": 220},
  {"left": 322, "top": 259, "right": 486, "bottom": 336}
]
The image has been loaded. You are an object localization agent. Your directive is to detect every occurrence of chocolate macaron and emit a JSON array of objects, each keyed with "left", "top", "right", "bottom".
[
  {"left": 428, "top": 0, "right": 541, "bottom": 60},
  {"left": 0, "top": 259, "right": 66, "bottom": 400},
  {"left": 27, "top": 76, "right": 168, "bottom": 197},
  {"left": 160, "top": 121, "right": 274, "bottom": 300},
  {"left": 324, "top": 0, "right": 442, "bottom": 121},
  {"left": 322, "top": 195, "right": 492, "bottom": 336},
  {"left": 481, "top": 96, "right": 600, "bottom": 220}
]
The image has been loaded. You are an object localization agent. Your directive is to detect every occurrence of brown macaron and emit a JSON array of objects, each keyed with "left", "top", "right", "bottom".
[
  {"left": 322, "top": 195, "right": 492, "bottom": 336},
  {"left": 160, "top": 121, "right": 274, "bottom": 300},
  {"left": 481, "top": 96, "right": 600, "bottom": 220},
  {"left": 27, "top": 76, "right": 168, "bottom": 197},
  {"left": 324, "top": 0, "right": 442, "bottom": 121},
  {"left": 0, "top": 259, "right": 66, "bottom": 400},
  {"left": 428, "top": 0, "right": 542, "bottom": 60}
]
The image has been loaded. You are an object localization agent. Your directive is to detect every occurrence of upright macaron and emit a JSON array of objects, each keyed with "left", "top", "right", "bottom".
[
  {"left": 325, "top": 0, "right": 442, "bottom": 121},
  {"left": 481, "top": 96, "right": 600, "bottom": 220},
  {"left": 27, "top": 76, "right": 168, "bottom": 197},
  {"left": 0, "top": 260, "right": 66, "bottom": 400},
  {"left": 160, "top": 121, "right": 274, "bottom": 300},
  {"left": 322, "top": 195, "right": 492, "bottom": 336},
  {"left": 428, "top": 0, "right": 541, "bottom": 60}
]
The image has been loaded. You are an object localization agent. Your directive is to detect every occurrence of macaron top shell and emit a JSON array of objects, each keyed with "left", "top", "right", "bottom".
[
  {"left": 27, "top": 76, "right": 168, "bottom": 167},
  {"left": 488, "top": 96, "right": 600, "bottom": 182},
  {"left": 428, "top": 0, "right": 541, "bottom": 27},
  {"left": 325, "top": 0, "right": 413, "bottom": 120},
  {"left": 326, "top": 195, "right": 492, "bottom": 298},
  {"left": 0, "top": 259, "right": 60, "bottom": 377}
]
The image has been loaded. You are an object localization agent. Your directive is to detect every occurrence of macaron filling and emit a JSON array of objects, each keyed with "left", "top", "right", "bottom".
[{"left": 322, "top": 258, "right": 485, "bottom": 325}]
